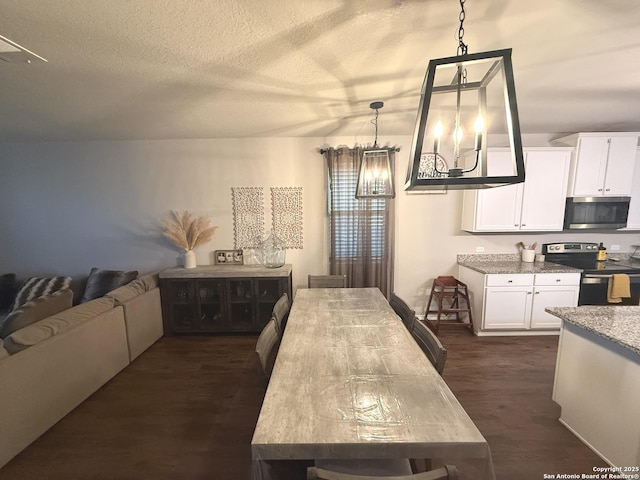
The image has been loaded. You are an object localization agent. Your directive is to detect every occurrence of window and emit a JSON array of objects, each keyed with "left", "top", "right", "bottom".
[{"left": 324, "top": 147, "right": 394, "bottom": 296}]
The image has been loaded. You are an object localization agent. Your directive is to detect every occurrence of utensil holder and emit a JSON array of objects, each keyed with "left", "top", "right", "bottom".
[{"left": 521, "top": 249, "right": 535, "bottom": 263}]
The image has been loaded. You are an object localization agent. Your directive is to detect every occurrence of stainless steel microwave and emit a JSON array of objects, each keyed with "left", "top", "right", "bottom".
[{"left": 564, "top": 196, "right": 630, "bottom": 230}]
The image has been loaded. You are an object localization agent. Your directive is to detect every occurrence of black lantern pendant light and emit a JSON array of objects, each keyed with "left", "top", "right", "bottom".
[
  {"left": 356, "top": 101, "right": 395, "bottom": 199},
  {"left": 404, "top": 0, "right": 525, "bottom": 191}
]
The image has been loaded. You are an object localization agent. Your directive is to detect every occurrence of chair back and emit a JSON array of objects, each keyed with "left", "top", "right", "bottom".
[
  {"left": 307, "top": 465, "right": 458, "bottom": 480},
  {"left": 308, "top": 274, "right": 347, "bottom": 288},
  {"left": 389, "top": 293, "right": 416, "bottom": 331},
  {"left": 255, "top": 319, "right": 279, "bottom": 380},
  {"left": 272, "top": 293, "right": 290, "bottom": 337},
  {"left": 411, "top": 321, "right": 447, "bottom": 374}
]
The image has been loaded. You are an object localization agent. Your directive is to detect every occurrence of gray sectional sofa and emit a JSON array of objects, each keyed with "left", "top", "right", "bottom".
[{"left": 0, "top": 272, "right": 164, "bottom": 469}]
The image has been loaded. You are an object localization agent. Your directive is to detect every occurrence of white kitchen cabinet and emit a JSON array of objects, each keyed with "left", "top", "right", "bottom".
[
  {"left": 530, "top": 274, "right": 580, "bottom": 328},
  {"left": 484, "top": 274, "right": 534, "bottom": 329},
  {"left": 458, "top": 266, "right": 580, "bottom": 335},
  {"left": 461, "top": 147, "right": 571, "bottom": 232},
  {"left": 484, "top": 285, "right": 532, "bottom": 329},
  {"left": 555, "top": 133, "right": 639, "bottom": 197},
  {"left": 622, "top": 147, "right": 640, "bottom": 230}
]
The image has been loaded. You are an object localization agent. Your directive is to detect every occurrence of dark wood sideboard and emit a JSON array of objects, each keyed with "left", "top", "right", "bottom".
[{"left": 159, "top": 264, "right": 293, "bottom": 334}]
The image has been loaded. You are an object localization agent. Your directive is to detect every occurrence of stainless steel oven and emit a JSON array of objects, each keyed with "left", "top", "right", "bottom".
[
  {"left": 543, "top": 242, "right": 640, "bottom": 305},
  {"left": 563, "top": 196, "right": 630, "bottom": 230},
  {"left": 580, "top": 273, "right": 640, "bottom": 305}
]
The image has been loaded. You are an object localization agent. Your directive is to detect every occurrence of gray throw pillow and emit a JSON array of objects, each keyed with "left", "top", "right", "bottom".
[
  {"left": 0, "top": 289, "right": 73, "bottom": 339},
  {"left": 80, "top": 268, "right": 138, "bottom": 303},
  {"left": 11, "top": 276, "right": 72, "bottom": 312}
]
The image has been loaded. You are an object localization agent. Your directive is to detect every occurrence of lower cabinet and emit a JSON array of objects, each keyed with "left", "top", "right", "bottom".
[
  {"left": 160, "top": 265, "right": 293, "bottom": 334},
  {"left": 529, "top": 277, "right": 580, "bottom": 329},
  {"left": 459, "top": 266, "right": 580, "bottom": 335}
]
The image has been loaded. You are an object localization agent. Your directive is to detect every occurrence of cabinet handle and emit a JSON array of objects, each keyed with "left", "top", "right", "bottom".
[
  {"left": 598, "top": 188, "right": 603, "bottom": 192},
  {"left": 556, "top": 278, "right": 561, "bottom": 282},
  {"left": 605, "top": 188, "right": 610, "bottom": 192},
  {"left": 521, "top": 224, "right": 526, "bottom": 227},
  {"left": 528, "top": 291, "right": 532, "bottom": 295},
  {"left": 508, "top": 280, "right": 513, "bottom": 283},
  {"left": 535, "top": 291, "right": 540, "bottom": 294}
]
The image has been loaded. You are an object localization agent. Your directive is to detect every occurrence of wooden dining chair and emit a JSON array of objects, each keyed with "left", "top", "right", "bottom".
[
  {"left": 411, "top": 320, "right": 447, "bottom": 375},
  {"left": 389, "top": 293, "right": 417, "bottom": 331},
  {"left": 307, "top": 464, "right": 458, "bottom": 480},
  {"left": 271, "top": 292, "right": 290, "bottom": 337},
  {"left": 255, "top": 318, "right": 280, "bottom": 380},
  {"left": 308, "top": 274, "right": 347, "bottom": 288}
]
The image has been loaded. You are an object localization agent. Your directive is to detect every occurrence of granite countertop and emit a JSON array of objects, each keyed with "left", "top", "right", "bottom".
[
  {"left": 457, "top": 254, "right": 582, "bottom": 275},
  {"left": 546, "top": 306, "right": 640, "bottom": 356}
]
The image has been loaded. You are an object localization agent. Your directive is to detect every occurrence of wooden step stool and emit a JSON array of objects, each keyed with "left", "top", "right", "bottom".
[{"left": 424, "top": 276, "right": 473, "bottom": 334}]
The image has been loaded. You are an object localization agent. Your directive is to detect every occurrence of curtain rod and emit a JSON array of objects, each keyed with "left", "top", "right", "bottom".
[{"left": 319, "top": 147, "right": 401, "bottom": 154}]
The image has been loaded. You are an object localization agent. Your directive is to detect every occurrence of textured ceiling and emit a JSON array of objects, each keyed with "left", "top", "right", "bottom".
[{"left": 1, "top": 0, "right": 639, "bottom": 142}]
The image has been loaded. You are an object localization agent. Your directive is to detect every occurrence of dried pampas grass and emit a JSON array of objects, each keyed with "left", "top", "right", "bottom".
[{"left": 162, "top": 210, "right": 217, "bottom": 251}]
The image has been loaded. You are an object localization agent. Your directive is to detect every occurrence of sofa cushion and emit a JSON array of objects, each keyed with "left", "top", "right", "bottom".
[
  {"left": 3, "top": 296, "right": 115, "bottom": 354},
  {"left": 138, "top": 273, "right": 159, "bottom": 290},
  {"left": 0, "top": 289, "right": 73, "bottom": 339},
  {"left": 0, "top": 339, "right": 8, "bottom": 360},
  {"left": 11, "top": 276, "right": 72, "bottom": 312},
  {"left": 80, "top": 268, "right": 138, "bottom": 304},
  {"left": 0, "top": 273, "right": 17, "bottom": 313},
  {"left": 106, "top": 282, "right": 146, "bottom": 305}
]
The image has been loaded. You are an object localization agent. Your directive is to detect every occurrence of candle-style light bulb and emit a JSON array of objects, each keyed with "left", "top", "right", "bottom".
[
  {"left": 474, "top": 115, "right": 484, "bottom": 151},
  {"left": 453, "top": 126, "right": 463, "bottom": 144},
  {"left": 433, "top": 121, "right": 443, "bottom": 155}
]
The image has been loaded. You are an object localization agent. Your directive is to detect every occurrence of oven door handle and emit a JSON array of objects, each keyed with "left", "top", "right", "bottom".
[{"left": 582, "top": 274, "right": 640, "bottom": 284}]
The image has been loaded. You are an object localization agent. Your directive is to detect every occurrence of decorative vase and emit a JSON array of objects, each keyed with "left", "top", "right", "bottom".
[
  {"left": 255, "top": 230, "right": 286, "bottom": 268},
  {"left": 184, "top": 249, "right": 197, "bottom": 269}
]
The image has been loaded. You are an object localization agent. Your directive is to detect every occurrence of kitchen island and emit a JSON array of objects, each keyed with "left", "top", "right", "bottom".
[{"left": 547, "top": 306, "right": 640, "bottom": 468}]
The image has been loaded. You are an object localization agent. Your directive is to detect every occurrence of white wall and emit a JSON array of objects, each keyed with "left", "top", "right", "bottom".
[
  {"left": 0, "top": 138, "right": 327, "bottom": 294},
  {"left": 1, "top": 135, "right": 639, "bottom": 308}
]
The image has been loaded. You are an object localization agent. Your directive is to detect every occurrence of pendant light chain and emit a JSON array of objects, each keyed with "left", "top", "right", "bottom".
[
  {"left": 457, "top": 0, "right": 468, "bottom": 56},
  {"left": 369, "top": 101, "right": 384, "bottom": 148},
  {"left": 371, "top": 107, "right": 379, "bottom": 148}
]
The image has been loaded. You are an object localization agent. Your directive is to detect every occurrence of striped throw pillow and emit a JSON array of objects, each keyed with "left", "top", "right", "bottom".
[
  {"left": 11, "top": 276, "right": 72, "bottom": 312},
  {"left": 0, "top": 289, "right": 73, "bottom": 339}
]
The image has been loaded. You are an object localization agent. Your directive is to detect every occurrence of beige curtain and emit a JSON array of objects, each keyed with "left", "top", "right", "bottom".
[{"left": 324, "top": 146, "right": 395, "bottom": 298}]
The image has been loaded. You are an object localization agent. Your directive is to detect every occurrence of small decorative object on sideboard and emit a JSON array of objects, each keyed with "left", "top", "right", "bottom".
[
  {"left": 161, "top": 210, "right": 217, "bottom": 269},
  {"left": 255, "top": 230, "right": 286, "bottom": 268},
  {"left": 214, "top": 249, "right": 244, "bottom": 265}
]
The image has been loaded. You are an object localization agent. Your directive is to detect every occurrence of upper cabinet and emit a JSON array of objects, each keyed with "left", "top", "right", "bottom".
[
  {"left": 622, "top": 148, "right": 640, "bottom": 230},
  {"left": 462, "top": 147, "right": 571, "bottom": 232},
  {"left": 554, "top": 133, "right": 640, "bottom": 197}
]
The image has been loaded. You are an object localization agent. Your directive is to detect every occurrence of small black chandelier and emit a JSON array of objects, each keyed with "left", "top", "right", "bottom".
[
  {"left": 355, "top": 101, "right": 395, "bottom": 199},
  {"left": 404, "top": 0, "right": 525, "bottom": 191}
]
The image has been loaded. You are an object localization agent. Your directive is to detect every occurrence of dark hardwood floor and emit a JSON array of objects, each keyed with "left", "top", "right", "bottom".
[{"left": 0, "top": 329, "right": 606, "bottom": 480}]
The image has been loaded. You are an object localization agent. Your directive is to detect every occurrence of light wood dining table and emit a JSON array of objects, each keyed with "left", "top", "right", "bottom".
[{"left": 251, "top": 288, "right": 496, "bottom": 480}]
